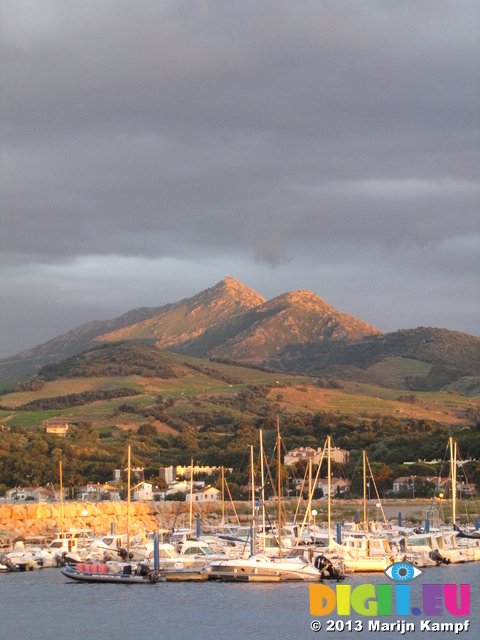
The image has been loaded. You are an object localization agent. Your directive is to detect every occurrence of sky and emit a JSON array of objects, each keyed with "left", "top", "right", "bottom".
[{"left": 1, "top": 1, "right": 479, "bottom": 359}]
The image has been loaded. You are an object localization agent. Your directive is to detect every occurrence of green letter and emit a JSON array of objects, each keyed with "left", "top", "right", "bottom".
[{"left": 351, "top": 584, "right": 378, "bottom": 616}]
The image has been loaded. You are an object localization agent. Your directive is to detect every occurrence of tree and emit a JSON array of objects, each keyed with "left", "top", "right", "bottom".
[{"left": 137, "top": 423, "right": 157, "bottom": 437}]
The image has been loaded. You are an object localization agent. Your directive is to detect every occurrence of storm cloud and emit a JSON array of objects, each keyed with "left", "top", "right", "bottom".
[{"left": 1, "top": 1, "right": 479, "bottom": 358}]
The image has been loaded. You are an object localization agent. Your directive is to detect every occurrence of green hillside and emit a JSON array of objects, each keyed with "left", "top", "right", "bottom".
[{"left": 0, "top": 342, "right": 479, "bottom": 494}]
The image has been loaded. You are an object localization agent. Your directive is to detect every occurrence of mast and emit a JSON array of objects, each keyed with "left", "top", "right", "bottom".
[
  {"left": 450, "top": 437, "right": 457, "bottom": 526},
  {"left": 277, "top": 416, "right": 282, "bottom": 557},
  {"left": 59, "top": 460, "right": 64, "bottom": 538},
  {"left": 260, "top": 429, "right": 266, "bottom": 550},
  {"left": 308, "top": 457, "right": 313, "bottom": 531},
  {"left": 250, "top": 445, "right": 255, "bottom": 554},
  {"left": 363, "top": 450, "right": 367, "bottom": 531},
  {"left": 189, "top": 458, "right": 194, "bottom": 531},
  {"left": 127, "top": 445, "right": 131, "bottom": 558},
  {"left": 327, "top": 435, "right": 331, "bottom": 552},
  {"left": 221, "top": 466, "right": 225, "bottom": 531}
]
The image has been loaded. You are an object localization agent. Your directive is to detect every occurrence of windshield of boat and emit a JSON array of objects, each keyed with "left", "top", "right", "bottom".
[{"left": 183, "top": 546, "right": 213, "bottom": 555}]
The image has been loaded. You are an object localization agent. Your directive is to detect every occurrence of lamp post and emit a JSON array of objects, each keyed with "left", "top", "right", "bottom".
[
  {"left": 376, "top": 502, "right": 381, "bottom": 523},
  {"left": 312, "top": 510, "right": 317, "bottom": 546}
]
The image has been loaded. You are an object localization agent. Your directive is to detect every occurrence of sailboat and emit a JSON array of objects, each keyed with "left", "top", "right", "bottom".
[
  {"left": 207, "top": 422, "right": 335, "bottom": 582},
  {"left": 62, "top": 447, "right": 163, "bottom": 584}
]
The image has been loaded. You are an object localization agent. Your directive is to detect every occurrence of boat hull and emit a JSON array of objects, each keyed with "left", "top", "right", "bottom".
[{"left": 61, "top": 566, "right": 163, "bottom": 584}]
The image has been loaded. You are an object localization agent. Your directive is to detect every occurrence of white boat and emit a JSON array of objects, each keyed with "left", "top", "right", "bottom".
[
  {"left": 403, "top": 532, "right": 472, "bottom": 565},
  {"left": 329, "top": 535, "right": 402, "bottom": 573},
  {"left": 5, "top": 538, "right": 65, "bottom": 570},
  {"left": 207, "top": 552, "right": 333, "bottom": 582}
]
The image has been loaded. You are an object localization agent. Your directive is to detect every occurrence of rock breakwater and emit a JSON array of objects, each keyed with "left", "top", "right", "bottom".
[{"left": 0, "top": 501, "right": 243, "bottom": 539}]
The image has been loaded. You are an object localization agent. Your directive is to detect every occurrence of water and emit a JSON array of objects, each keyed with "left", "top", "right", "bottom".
[{"left": 0, "top": 563, "right": 478, "bottom": 640}]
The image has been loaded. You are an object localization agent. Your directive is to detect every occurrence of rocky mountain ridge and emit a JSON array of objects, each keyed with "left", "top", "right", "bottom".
[{"left": 0, "top": 276, "right": 478, "bottom": 389}]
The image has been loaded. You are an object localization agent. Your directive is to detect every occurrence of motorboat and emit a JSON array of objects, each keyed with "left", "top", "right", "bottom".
[
  {"left": 207, "top": 552, "right": 337, "bottom": 582},
  {"left": 62, "top": 562, "right": 163, "bottom": 584},
  {"left": 403, "top": 532, "right": 473, "bottom": 565}
]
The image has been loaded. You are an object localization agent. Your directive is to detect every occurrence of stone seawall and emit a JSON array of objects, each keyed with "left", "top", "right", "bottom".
[{"left": 0, "top": 501, "right": 241, "bottom": 539}]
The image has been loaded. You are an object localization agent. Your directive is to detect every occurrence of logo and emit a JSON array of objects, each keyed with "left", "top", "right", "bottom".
[{"left": 309, "top": 562, "right": 470, "bottom": 618}]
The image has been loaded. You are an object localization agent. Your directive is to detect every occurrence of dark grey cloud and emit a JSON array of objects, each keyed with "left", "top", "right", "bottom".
[{"left": 1, "top": 0, "right": 479, "bottom": 358}]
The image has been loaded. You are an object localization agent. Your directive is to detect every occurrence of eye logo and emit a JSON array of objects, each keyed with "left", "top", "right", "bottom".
[{"left": 384, "top": 562, "right": 422, "bottom": 582}]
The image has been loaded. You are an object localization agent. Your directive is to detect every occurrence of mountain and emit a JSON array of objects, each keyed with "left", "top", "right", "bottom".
[
  {"left": 96, "top": 275, "right": 265, "bottom": 349},
  {"left": 183, "top": 290, "right": 382, "bottom": 361},
  {"left": 269, "top": 327, "right": 480, "bottom": 390},
  {"left": 0, "top": 276, "right": 478, "bottom": 390},
  {"left": 97, "top": 287, "right": 381, "bottom": 362},
  {"left": 0, "top": 277, "right": 264, "bottom": 384}
]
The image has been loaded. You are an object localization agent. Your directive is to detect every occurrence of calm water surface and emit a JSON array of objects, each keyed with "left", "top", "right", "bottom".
[{"left": 0, "top": 563, "right": 478, "bottom": 640}]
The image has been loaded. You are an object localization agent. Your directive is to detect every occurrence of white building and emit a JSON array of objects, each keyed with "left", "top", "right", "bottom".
[
  {"left": 159, "top": 466, "right": 175, "bottom": 484},
  {"left": 132, "top": 482, "right": 153, "bottom": 501},
  {"left": 284, "top": 446, "right": 349, "bottom": 466},
  {"left": 176, "top": 465, "right": 232, "bottom": 478},
  {"left": 185, "top": 486, "right": 221, "bottom": 503},
  {"left": 75, "top": 483, "right": 121, "bottom": 501},
  {"left": 315, "top": 477, "right": 349, "bottom": 496}
]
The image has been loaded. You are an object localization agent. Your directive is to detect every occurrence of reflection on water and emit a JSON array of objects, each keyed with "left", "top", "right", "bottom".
[{"left": 0, "top": 563, "right": 478, "bottom": 640}]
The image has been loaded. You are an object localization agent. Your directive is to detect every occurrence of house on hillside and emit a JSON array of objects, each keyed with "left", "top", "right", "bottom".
[
  {"left": 316, "top": 477, "right": 349, "bottom": 496},
  {"left": 132, "top": 482, "right": 153, "bottom": 501},
  {"left": 185, "top": 486, "right": 221, "bottom": 503},
  {"left": 5, "top": 486, "right": 66, "bottom": 501},
  {"left": 152, "top": 487, "right": 166, "bottom": 501},
  {"left": 75, "top": 483, "right": 121, "bottom": 501},
  {"left": 176, "top": 464, "right": 232, "bottom": 478},
  {"left": 45, "top": 423, "right": 69, "bottom": 436},
  {"left": 458, "top": 483, "right": 476, "bottom": 497},
  {"left": 284, "top": 446, "right": 349, "bottom": 466},
  {"left": 392, "top": 476, "right": 448, "bottom": 495},
  {"left": 113, "top": 467, "right": 144, "bottom": 483}
]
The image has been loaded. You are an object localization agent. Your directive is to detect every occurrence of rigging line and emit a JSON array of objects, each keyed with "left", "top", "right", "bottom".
[
  {"left": 170, "top": 496, "right": 185, "bottom": 533},
  {"left": 342, "top": 452, "right": 362, "bottom": 502},
  {"left": 425, "top": 440, "right": 450, "bottom": 527},
  {"left": 293, "top": 464, "right": 309, "bottom": 526},
  {"left": 365, "top": 454, "right": 390, "bottom": 532},
  {"left": 241, "top": 439, "right": 281, "bottom": 549},
  {"left": 456, "top": 444, "right": 471, "bottom": 488},
  {"left": 232, "top": 446, "right": 249, "bottom": 487},
  {"left": 292, "top": 439, "right": 327, "bottom": 552},
  {"left": 223, "top": 475, "right": 240, "bottom": 526}
]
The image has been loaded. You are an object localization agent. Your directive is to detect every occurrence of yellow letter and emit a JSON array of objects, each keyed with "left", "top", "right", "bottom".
[{"left": 336, "top": 584, "right": 351, "bottom": 616}]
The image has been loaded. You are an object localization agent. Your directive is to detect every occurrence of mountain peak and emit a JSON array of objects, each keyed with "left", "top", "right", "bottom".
[
  {"left": 259, "top": 289, "right": 337, "bottom": 316},
  {"left": 206, "top": 277, "right": 266, "bottom": 306}
]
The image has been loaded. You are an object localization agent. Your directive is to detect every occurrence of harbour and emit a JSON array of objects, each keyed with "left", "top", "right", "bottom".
[{"left": 0, "top": 561, "right": 477, "bottom": 640}]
